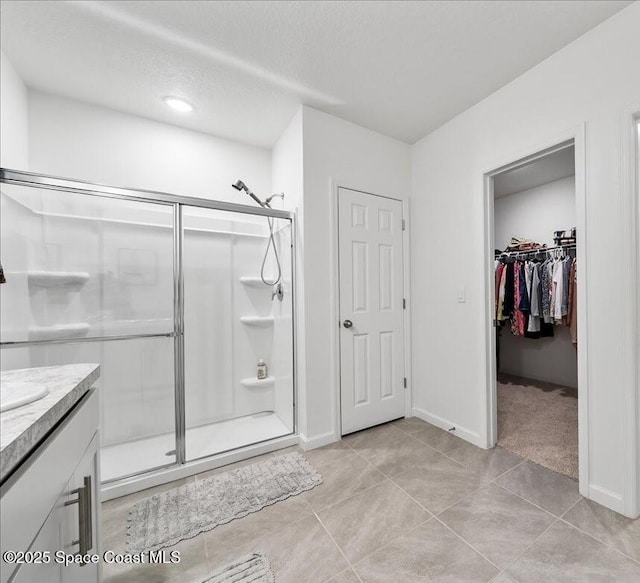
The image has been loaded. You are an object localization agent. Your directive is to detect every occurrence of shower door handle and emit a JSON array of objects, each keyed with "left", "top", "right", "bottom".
[{"left": 343, "top": 320, "right": 353, "bottom": 329}]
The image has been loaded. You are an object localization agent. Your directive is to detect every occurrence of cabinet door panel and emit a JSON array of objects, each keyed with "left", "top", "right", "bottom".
[{"left": 12, "top": 505, "right": 63, "bottom": 583}]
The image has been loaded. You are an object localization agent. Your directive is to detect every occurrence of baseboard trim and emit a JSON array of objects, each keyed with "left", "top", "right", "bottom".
[
  {"left": 298, "top": 431, "right": 339, "bottom": 451},
  {"left": 588, "top": 484, "right": 627, "bottom": 516},
  {"left": 412, "top": 407, "right": 484, "bottom": 448}
]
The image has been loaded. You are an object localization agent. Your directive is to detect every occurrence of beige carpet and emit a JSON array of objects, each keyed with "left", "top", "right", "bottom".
[{"left": 497, "top": 374, "right": 578, "bottom": 480}]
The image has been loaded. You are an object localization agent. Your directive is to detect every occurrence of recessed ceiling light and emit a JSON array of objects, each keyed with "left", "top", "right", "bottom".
[{"left": 163, "top": 97, "right": 194, "bottom": 113}]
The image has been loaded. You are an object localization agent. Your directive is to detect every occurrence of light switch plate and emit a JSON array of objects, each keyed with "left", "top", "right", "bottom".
[{"left": 457, "top": 286, "right": 466, "bottom": 303}]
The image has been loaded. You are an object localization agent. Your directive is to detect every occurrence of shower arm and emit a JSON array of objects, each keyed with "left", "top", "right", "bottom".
[{"left": 264, "top": 193, "right": 285, "bottom": 207}]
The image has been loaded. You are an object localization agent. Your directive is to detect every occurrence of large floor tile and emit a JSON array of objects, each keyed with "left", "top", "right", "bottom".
[
  {"left": 563, "top": 498, "right": 640, "bottom": 561},
  {"left": 302, "top": 440, "right": 355, "bottom": 468},
  {"left": 318, "top": 480, "right": 430, "bottom": 563},
  {"left": 246, "top": 515, "right": 349, "bottom": 583},
  {"left": 342, "top": 423, "right": 407, "bottom": 452},
  {"left": 393, "top": 455, "right": 486, "bottom": 514},
  {"left": 490, "top": 573, "right": 516, "bottom": 582},
  {"left": 103, "top": 532, "right": 209, "bottom": 583},
  {"left": 496, "top": 461, "right": 581, "bottom": 516},
  {"left": 198, "top": 493, "right": 313, "bottom": 566},
  {"left": 506, "top": 521, "right": 640, "bottom": 582},
  {"left": 391, "top": 416, "right": 430, "bottom": 434},
  {"left": 354, "top": 519, "right": 498, "bottom": 582},
  {"left": 411, "top": 423, "right": 466, "bottom": 454},
  {"left": 328, "top": 568, "right": 362, "bottom": 583},
  {"left": 438, "top": 483, "right": 555, "bottom": 569},
  {"left": 446, "top": 442, "right": 523, "bottom": 481},
  {"left": 355, "top": 432, "right": 443, "bottom": 477},
  {"left": 304, "top": 453, "right": 386, "bottom": 511}
]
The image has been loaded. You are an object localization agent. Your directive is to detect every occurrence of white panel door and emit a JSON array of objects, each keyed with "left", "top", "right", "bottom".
[{"left": 338, "top": 188, "right": 405, "bottom": 434}]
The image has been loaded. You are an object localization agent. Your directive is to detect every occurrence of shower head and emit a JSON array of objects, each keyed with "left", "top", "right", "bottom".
[
  {"left": 265, "top": 192, "right": 285, "bottom": 206},
  {"left": 231, "top": 179, "right": 265, "bottom": 207},
  {"left": 232, "top": 179, "right": 248, "bottom": 192}
]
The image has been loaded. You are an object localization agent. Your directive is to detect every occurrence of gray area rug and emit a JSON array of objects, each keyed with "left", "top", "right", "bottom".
[
  {"left": 126, "top": 452, "right": 322, "bottom": 553},
  {"left": 498, "top": 374, "right": 578, "bottom": 479},
  {"left": 204, "top": 552, "right": 275, "bottom": 583}
]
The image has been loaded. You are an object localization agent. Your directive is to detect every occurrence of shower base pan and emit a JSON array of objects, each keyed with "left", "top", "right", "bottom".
[{"left": 100, "top": 411, "right": 291, "bottom": 483}]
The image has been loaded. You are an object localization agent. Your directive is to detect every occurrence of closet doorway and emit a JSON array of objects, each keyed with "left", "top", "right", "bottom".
[{"left": 483, "top": 135, "right": 587, "bottom": 490}]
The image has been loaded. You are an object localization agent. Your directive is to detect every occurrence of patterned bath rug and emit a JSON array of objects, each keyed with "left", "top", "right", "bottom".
[
  {"left": 126, "top": 452, "right": 322, "bottom": 553},
  {"left": 203, "top": 552, "right": 275, "bottom": 583}
]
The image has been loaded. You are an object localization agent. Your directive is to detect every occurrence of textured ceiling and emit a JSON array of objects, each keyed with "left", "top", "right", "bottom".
[{"left": 0, "top": 1, "right": 632, "bottom": 147}]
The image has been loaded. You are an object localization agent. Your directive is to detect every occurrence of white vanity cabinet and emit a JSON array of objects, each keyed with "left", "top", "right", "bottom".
[{"left": 0, "top": 389, "right": 100, "bottom": 583}]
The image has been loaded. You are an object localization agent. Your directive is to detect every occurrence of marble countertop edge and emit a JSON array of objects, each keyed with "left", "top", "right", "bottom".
[{"left": 0, "top": 363, "right": 100, "bottom": 482}]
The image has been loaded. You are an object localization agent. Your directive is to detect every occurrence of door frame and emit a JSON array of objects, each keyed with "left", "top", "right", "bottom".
[
  {"left": 621, "top": 103, "right": 640, "bottom": 518},
  {"left": 331, "top": 182, "right": 412, "bottom": 437},
  {"left": 481, "top": 125, "right": 590, "bottom": 496}
]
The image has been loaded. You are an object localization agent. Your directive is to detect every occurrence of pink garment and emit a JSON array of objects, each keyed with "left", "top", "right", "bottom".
[
  {"left": 510, "top": 262, "right": 524, "bottom": 336},
  {"left": 495, "top": 263, "right": 505, "bottom": 317}
]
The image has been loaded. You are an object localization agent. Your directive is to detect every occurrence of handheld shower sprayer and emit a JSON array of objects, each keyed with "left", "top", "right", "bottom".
[
  {"left": 231, "top": 180, "right": 285, "bottom": 291},
  {"left": 231, "top": 179, "right": 266, "bottom": 208}
]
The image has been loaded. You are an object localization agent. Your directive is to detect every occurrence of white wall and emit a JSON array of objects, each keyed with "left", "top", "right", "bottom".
[
  {"left": 0, "top": 50, "right": 28, "bottom": 169},
  {"left": 27, "top": 90, "right": 271, "bottom": 202},
  {"left": 411, "top": 3, "right": 640, "bottom": 516},
  {"left": 494, "top": 176, "right": 576, "bottom": 250},
  {"left": 495, "top": 176, "right": 578, "bottom": 388},
  {"left": 300, "top": 106, "right": 411, "bottom": 444}
]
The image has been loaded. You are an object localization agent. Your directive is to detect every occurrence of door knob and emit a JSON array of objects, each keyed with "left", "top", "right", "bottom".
[{"left": 343, "top": 319, "right": 353, "bottom": 328}]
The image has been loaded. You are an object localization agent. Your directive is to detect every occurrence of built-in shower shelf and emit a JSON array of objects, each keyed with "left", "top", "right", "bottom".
[
  {"left": 239, "top": 276, "right": 270, "bottom": 288},
  {"left": 28, "top": 323, "right": 91, "bottom": 341},
  {"left": 240, "top": 316, "right": 274, "bottom": 327},
  {"left": 28, "top": 271, "right": 90, "bottom": 288},
  {"left": 240, "top": 376, "right": 275, "bottom": 388}
]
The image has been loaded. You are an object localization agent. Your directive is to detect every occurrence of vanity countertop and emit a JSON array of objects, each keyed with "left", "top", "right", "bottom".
[{"left": 0, "top": 364, "right": 100, "bottom": 483}]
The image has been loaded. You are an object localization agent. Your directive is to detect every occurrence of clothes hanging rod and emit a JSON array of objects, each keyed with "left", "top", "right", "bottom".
[{"left": 496, "top": 244, "right": 576, "bottom": 257}]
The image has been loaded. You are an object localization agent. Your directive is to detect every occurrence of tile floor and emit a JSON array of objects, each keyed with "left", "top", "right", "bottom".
[{"left": 101, "top": 418, "right": 640, "bottom": 582}]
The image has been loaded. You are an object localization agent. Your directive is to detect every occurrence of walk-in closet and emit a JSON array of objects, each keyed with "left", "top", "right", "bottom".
[{"left": 493, "top": 145, "right": 579, "bottom": 480}]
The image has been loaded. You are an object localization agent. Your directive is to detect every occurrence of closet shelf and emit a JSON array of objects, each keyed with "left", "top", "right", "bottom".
[
  {"left": 239, "top": 276, "right": 270, "bottom": 288},
  {"left": 240, "top": 316, "right": 274, "bottom": 328},
  {"left": 28, "top": 323, "right": 91, "bottom": 341},
  {"left": 240, "top": 376, "right": 276, "bottom": 388},
  {"left": 28, "top": 271, "right": 90, "bottom": 288}
]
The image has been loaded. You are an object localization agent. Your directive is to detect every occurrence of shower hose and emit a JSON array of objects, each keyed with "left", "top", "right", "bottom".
[{"left": 261, "top": 216, "right": 282, "bottom": 286}]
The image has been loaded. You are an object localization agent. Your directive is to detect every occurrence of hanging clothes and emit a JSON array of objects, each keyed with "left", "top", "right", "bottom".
[
  {"left": 561, "top": 257, "right": 572, "bottom": 317},
  {"left": 496, "top": 263, "right": 507, "bottom": 322},
  {"left": 503, "top": 262, "right": 515, "bottom": 319},
  {"left": 527, "top": 261, "right": 541, "bottom": 333},
  {"left": 552, "top": 259, "right": 564, "bottom": 322},
  {"left": 494, "top": 246, "right": 575, "bottom": 341},
  {"left": 567, "top": 259, "right": 578, "bottom": 347},
  {"left": 540, "top": 258, "right": 553, "bottom": 324}
]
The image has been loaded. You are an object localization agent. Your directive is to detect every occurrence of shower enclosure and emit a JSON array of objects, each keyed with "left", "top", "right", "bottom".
[{"left": 0, "top": 169, "right": 296, "bottom": 485}]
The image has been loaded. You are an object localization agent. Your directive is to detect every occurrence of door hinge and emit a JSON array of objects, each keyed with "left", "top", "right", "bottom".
[
  {"left": 402, "top": 218, "right": 406, "bottom": 231},
  {"left": 403, "top": 298, "right": 406, "bottom": 309},
  {"left": 403, "top": 377, "right": 407, "bottom": 389}
]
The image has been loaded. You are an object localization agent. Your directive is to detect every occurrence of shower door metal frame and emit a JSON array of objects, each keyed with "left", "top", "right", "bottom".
[{"left": 0, "top": 168, "right": 298, "bottom": 482}]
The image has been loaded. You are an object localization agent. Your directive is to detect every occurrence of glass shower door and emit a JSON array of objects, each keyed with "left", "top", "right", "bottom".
[
  {"left": 0, "top": 183, "right": 177, "bottom": 482},
  {"left": 182, "top": 205, "right": 294, "bottom": 461}
]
